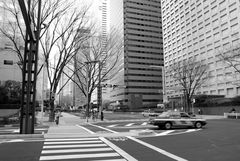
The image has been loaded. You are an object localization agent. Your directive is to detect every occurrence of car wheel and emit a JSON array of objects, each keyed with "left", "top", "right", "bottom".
[
  {"left": 164, "top": 122, "right": 172, "bottom": 129},
  {"left": 195, "top": 122, "right": 202, "bottom": 128}
]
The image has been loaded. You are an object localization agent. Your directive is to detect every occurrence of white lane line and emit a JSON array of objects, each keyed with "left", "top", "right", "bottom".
[
  {"left": 156, "top": 130, "right": 175, "bottom": 136},
  {"left": 92, "top": 159, "right": 127, "bottom": 161},
  {"left": 44, "top": 140, "right": 102, "bottom": 145},
  {"left": 141, "top": 122, "right": 148, "bottom": 126},
  {"left": 125, "top": 123, "right": 134, "bottom": 127},
  {"left": 186, "top": 129, "right": 199, "bottom": 133},
  {"left": 41, "top": 147, "right": 113, "bottom": 154},
  {"left": 76, "top": 124, "right": 96, "bottom": 134},
  {"left": 100, "top": 137, "right": 137, "bottom": 161},
  {"left": 45, "top": 137, "right": 98, "bottom": 141},
  {"left": 127, "top": 136, "right": 188, "bottom": 161},
  {"left": 88, "top": 123, "right": 118, "bottom": 133},
  {"left": 107, "top": 124, "right": 118, "bottom": 128},
  {"left": 43, "top": 144, "right": 107, "bottom": 149},
  {"left": 39, "top": 152, "right": 120, "bottom": 161}
]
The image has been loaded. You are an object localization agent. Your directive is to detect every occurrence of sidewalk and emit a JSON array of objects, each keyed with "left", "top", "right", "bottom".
[{"left": 43, "top": 112, "right": 137, "bottom": 138}]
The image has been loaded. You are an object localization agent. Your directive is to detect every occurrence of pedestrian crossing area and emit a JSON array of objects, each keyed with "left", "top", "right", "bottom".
[
  {"left": 39, "top": 137, "right": 135, "bottom": 161},
  {"left": 106, "top": 122, "right": 149, "bottom": 128}
]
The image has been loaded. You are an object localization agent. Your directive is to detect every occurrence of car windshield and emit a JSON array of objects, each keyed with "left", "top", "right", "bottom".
[{"left": 158, "top": 111, "right": 169, "bottom": 117}]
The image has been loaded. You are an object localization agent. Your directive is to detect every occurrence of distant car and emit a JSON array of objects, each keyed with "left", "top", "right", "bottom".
[
  {"left": 148, "top": 110, "right": 207, "bottom": 129},
  {"left": 142, "top": 109, "right": 163, "bottom": 117}
]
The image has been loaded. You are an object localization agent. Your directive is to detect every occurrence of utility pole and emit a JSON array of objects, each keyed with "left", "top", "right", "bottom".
[{"left": 18, "top": 0, "right": 41, "bottom": 134}]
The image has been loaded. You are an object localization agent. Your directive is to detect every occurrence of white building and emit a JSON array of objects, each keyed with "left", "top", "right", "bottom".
[{"left": 161, "top": 0, "right": 240, "bottom": 98}]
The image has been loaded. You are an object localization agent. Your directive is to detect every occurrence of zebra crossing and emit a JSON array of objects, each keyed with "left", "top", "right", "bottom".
[
  {"left": 106, "top": 122, "right": 149, "bottom": 128},
  {"left": 40, "top": 137, "right": 136, "bottom": 161}
]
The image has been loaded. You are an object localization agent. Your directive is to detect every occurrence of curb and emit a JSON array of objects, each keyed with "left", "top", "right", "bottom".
[{"left": 0, "top": 134, "right": 44, "bottom": 139}]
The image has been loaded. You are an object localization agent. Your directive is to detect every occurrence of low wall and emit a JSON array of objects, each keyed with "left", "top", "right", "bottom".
[{"left": 195, "top": 106, "right": 239, "bottom": 115}]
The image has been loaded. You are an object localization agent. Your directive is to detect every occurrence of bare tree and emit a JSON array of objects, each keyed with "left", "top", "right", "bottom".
[
  {"left": 0, "top": 0, "right": 74, "bottom": 75},
  {"left": 218, "top": 44, "right": 240, "bottom": 86},
  {"left": 64, "top": 30, "right": 123, "bottom": 118},
  {"left": 42, "top": 5, "right": 92, "bottom": 121},
  {"left": 169, "top": 58, "right": 209, "bottom": 112}
]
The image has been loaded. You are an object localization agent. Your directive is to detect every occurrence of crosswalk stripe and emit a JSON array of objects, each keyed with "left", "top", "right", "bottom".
[
  {"left": 107, "top": 124, "right": 118, "bottom": 128},
  {"left": 39, "top": 152, "right": 120, "bottom": 160},
  {"left": 125, "top": 123, "right": 134, "bottom": 127},
  {"left": 44, "top": 140, "right": 102, "bottom": 145},
  {"left": 41, "top": 147, "right": 113, "bottom": 154},
  {"left": 92, "top": 159, "right": 127, "bottom": 161},
  {"left": 45, "top": 137, "right": 99, "bottom": 141},
  {"left": 43, "top": 144, "right": 107, "bottom": 149},
  {"left": 141, "top": 122, "right": 148, "bottom": 126},
  {"left": 156, "top": 130, "right": 175, "bottom": 136}
]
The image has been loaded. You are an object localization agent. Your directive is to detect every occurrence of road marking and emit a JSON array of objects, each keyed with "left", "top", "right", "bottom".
[
  {"left": 127, "top": 136, "right": 188, "bottom": 161},
  {"left": 76, "top": 124, "right": 95, "bottom": 134},
  {"left": 40, "top": 153, "right": 120, "bottom": 160},
  {"left": 125, "top": 123, "right": 134, "bottom": 127},
  {"left": 43, "top": 144, "right": 107, "bottom": 149},
  {"left": 156, "top": 130, "right": 175, "bottom": 136},
  {"left": 88, "top": 123, "right": 118, "bottom": 133},
  {"left": 141, "top": 122, "right": 148, "bottom": 126},
  {"left": 107, "top": 124, "right": 118, "bottom": 128},
  {"left": 88, "top": 123, "right": 188, "bottom": 161},
  {"left": 44, "top": 140, "right": 102, "bottom": 145},
  {"left": 42, "top": 147, "right": 113, "bottom": 154},
  {"left": 91, "top": 159, "right": 127, "bottom": 161},
  {"left": 45, "top": 137, "right": 99, "bottom": 141},
  {"left": 100, "top": 137, "right": 137, "bottom": 161}
]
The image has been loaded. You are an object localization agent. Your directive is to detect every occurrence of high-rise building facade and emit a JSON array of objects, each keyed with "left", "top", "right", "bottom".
[
  {"left": 109, "top": 0, "right": 163, "bottom": 109},
  {"left": 161, "top": 0, "right": 240, "bottom": 98},
  {"left": 0, "top": 0, "right": 23, "bottom": 84}
]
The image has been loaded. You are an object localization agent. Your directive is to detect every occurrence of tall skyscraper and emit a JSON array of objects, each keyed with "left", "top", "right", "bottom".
[
  {"left": 109, "top": 0, "right": 163, "bottom": 109},
  {"left": 161, "top": 0, "right": 240, "bottom": 98}
]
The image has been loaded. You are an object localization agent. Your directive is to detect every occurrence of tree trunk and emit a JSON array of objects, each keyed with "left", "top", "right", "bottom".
[{"left": 49, "top": 99, "right": 55, "bottom": 122}]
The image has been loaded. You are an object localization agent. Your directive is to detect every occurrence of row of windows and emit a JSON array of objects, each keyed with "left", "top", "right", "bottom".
[
  {"left": 126, "top": 79, "right": 161, "bottom": 83},
  {"left": 126, "top": 86, "right": 162, "bottom": 89},
  {"left": 125, "top": 16, "right": 161, "bottom": 24},
  {"left": 125, "top": 74, "right": 162, "bottom": 78},
  {"left": 126, "top": 1, "right": 161, "bottom": 9},
  {"left": 127, "top": 67, "right": 162, "bottom": 72},
  {"left": 127, "top": 21, "right": 161, "bottom": 29},
  {"left": 127, "top": 56, "right": 163, "bottom": 61},
  {"left": 128, "top": 61, "right": 162, "bottom": 66},
  {"left": 126, "top": 33, "right": 161, "bottom": 39},
  {"left": 126, "top": 27, "right": 161, "bottom": 34},
  {"left": 127, "top": 44, "right": 161, "bottom": 50},
  {"left": 125, "top": 6, "right": 161, "bottom": 14},
  {"left": 126, "top": 11, "right": 161, "bottom": 19},
  {"left": 127, "top": 39, "right": 161, "bottom": 45}
]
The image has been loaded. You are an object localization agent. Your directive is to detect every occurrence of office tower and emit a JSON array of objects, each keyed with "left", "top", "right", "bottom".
[
  {"left": 109, "top": 0, "right": 163, "bottom": 109},
  {"left": 161, "top": 0, "right": 240, "bottom": 98},
  {"left": 0, "top": 0, "right": 23, "bottom": 84}
]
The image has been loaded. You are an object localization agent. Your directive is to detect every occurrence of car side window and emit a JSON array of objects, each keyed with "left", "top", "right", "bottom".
[{"left": 180, "top": 113, "right": 190, "bottom": 118}]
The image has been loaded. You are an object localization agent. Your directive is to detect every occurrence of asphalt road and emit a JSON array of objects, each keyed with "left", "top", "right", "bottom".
[
  {"left": 111, "top": 119, "right": 240, "bottom": 161},
  {"left": 0, "top": 114, "right": 239, "bottom": 161}
]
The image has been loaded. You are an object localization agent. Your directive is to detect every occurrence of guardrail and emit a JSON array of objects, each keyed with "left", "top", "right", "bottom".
[{"left": 224, "top": 113, "right": 240, "bottom": 119}]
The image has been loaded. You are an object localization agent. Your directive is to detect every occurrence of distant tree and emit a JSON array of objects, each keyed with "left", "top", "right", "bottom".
[
  {"left": 169, "top": 58, "right": 209, "bottom": 112},
  {"left": 63, "top": 29, "right": 123, "bottom": 118},
  {"left": 218, "top": 44, "right": 240, "bottom": 86}
]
